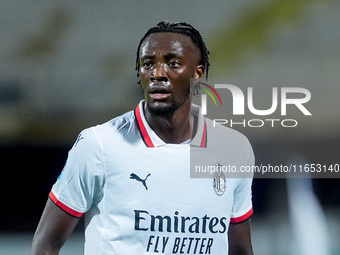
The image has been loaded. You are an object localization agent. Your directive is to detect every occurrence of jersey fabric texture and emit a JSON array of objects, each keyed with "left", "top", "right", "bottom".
[{"left": 50, "top": 100, "right": 254, "bottom": 255}]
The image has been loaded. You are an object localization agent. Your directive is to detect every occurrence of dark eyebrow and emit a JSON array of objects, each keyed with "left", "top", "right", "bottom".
[
  {"left": 163, "top": 52, "right": 183, "bottom": 59},
  {"left": 140, "top": 55, "right": 155, "bottom": 60},
  {"left": 140, "top": 52, "right": 183, "bottom": 60}
]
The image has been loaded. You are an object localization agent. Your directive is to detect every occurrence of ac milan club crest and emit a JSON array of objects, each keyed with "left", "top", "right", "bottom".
[{"left": 213, "top": 163, "right": 226, "bottom": 196}]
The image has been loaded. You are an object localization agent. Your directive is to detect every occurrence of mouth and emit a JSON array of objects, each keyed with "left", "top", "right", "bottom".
[
  {"left": 149, "top": 92, "right": 171, "bottom": 100},
  {"left": 148, "top": 85, "right": 171, "bottom": 100}
]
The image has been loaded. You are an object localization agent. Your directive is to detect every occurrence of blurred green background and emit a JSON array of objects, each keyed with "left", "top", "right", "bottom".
[{"left": 1, "top": 0, "right": 339, "bottom": 254}]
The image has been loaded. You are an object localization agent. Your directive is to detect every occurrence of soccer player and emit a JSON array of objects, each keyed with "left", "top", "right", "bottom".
[{"left": 31, "top": 21, "right": 254, "bottom": 255}]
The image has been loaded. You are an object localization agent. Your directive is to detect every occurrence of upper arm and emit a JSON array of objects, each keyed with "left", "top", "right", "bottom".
[
  {"left": 31, "top": 128, "right": 104, "bottom": 254},
  {"left": 228, "top": 177, "right": 254, "bottom": 254},
  {"left": 31, "top": 199, "right": 80, "bottom": 255},
  {"left": 229, "top": 144, "right": 254, "bottom": 254},
  {"left": 230, "top": 140, "right": 254, "bottom": 223},
  {"left": 51, "top": 128, "right": 104, "bottom": 216},
  {"left": 228, "top": 219, "right": 254, "bottom": 255}
]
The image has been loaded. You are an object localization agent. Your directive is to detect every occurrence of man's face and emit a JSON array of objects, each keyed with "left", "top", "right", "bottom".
[{"left": 139, "top": 32, "right": 203, "bottom": 116}]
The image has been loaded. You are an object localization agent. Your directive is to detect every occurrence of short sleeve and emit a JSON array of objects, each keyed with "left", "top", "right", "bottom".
[
  {"left": 49, "top": 128, "right": 105, "bottom": 217},
  {"left": 230, "top": 143, "right": 254, "bottom": 223}
]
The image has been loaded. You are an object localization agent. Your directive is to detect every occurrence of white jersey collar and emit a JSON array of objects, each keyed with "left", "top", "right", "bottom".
[{"left": 134, "top": 100, "right": 207, "bottom": 148}]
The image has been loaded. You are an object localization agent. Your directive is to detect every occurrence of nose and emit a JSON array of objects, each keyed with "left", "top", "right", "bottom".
[{"left": 151, "top": 63, "right": 168, "bottom": 82}]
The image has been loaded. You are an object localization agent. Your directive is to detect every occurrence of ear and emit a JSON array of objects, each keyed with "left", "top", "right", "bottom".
[{"left": 194, "top": 65, "right": 204, "bottom": 79}]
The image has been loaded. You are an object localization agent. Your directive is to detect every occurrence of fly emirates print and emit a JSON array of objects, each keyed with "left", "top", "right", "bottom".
[
  {"left": 134, "top": 210, "right": 225, "bottom": 254},
  {"left": 190, "top": 78, "right": 316, "bottom": 179}
]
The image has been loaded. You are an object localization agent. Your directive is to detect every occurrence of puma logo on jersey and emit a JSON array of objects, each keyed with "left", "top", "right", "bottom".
[{"left": 130, "top": 173, "right": 151, "bottom": 190}]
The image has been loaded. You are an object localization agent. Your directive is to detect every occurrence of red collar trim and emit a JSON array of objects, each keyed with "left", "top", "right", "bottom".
[
  {"left": 134, "top": 102, "right": 207, "bottom": 148},
  {"left": 134, "top": 104, "right": 155, "bottom": 148},
  {"left": 200, "top": 120, "right": 207, "bottom": 148}
]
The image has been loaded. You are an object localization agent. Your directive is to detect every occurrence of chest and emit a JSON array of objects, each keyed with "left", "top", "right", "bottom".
[{"left": 100, "top": 143, "right": 237, "bottom": 215}]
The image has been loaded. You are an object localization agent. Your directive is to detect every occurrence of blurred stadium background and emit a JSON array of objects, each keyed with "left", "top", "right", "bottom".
[{"left": 1, "top": 0, "right": 339, "bottom": 254}]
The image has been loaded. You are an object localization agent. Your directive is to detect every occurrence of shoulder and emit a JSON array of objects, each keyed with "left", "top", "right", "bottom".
[
  {"left": 70, "top": 109, "right": 134, "bottom": 151},
  {"left": 205, "top": 117, "right": 252, "bottom": 149},
  {"left": 91, "top": 109, "right": 135, "bottom": 137},
  {"left": 63, "top": 110, "right": 135, "bottom": 174},
  {"left": 73, "top": 110, "right": 135, "bottom": 148},
  {"left": 75, "top": 111, "right": 139, "bottom": 151},
  {"left": 205, "top": 117, "right": 255, "bottom": 169}
]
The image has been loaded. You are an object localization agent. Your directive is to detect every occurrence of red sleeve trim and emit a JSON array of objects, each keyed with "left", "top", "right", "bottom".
[
  {"left": 230, "top": 208, "right": 253, "bottom": 223},
  {"left": 49, "top": 191, "right": 84, "bottom": 218}
]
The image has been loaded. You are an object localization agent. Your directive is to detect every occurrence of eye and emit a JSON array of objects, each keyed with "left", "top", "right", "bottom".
[
  {"left": 142, "top": 61, "right": 153, "bottom": 68},
  {"left": 168, "top": 61, "right": 181, "bottom": 67}
]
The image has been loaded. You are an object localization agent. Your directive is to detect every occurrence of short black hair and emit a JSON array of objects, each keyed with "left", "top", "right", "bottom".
[{"left": 135, "top": 21, "right": 210, "bottom": 80}]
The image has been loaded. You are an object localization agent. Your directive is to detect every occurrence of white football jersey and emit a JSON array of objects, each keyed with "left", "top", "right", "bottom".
[{"left": 50, "top": 100, "right": 254, "bottom": 254}]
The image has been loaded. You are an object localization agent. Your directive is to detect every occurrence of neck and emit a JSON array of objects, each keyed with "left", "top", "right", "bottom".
[{"left": 144, "top": 100, "right": 194, "bottom": 144}]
